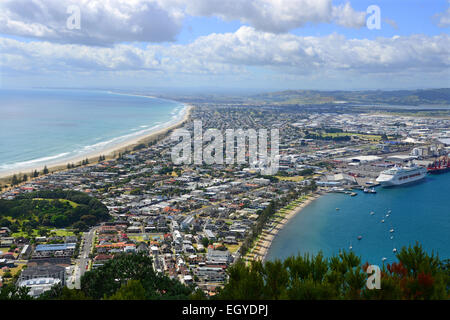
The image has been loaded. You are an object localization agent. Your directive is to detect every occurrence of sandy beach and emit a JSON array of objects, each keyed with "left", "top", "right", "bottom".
[
  {"left": 247, "top": 192, "right": 322, "bottom": 263},
  {"left": 0, "top": 104, "right": 193, "bottom": 184}
]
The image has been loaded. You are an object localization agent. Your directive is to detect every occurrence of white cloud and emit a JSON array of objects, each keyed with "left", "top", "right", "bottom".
[
  {"left": 2, "top": 26, "right": 448, "bottom": 78},
  {"left": 158, "top": 0, "right": 366, "bottom": 33},
  {"left": 331, "top": 2, "right": 366, "bottom": 28},
  {"left": 0, "top": 0, "right": 183, "bottom": 45},
  {"left": 434, "top": 1, "right": 450, "bottom": 27},
  {"left": 0, "top": 0, "right": 368, "bottom": 46}
]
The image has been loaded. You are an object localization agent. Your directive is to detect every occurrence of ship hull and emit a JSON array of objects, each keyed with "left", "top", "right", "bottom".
[
  {"left": 378, "top": 177, "right": 425, "bottom": 187},
  {"left": 376, "top": 168, "right": 427, "bottom": 187},
  {"left": 428, "top": 167, "right": 450, "bottom": 174}
]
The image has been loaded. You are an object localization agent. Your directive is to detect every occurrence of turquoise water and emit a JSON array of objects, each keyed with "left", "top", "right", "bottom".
[
  {"left": 266, "top": 173, "right": 450, "bottom": 265},
  {"left": 0, "top": 89, "right": 185, "bottom": 174}
]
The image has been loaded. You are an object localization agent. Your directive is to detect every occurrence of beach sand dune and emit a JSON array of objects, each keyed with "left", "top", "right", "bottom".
[
  {"left": 247, "top": 193, "right": 322, "bottom": 263},
  {"left": 0, "top": 105, "right": 193, "bottom": 184}
]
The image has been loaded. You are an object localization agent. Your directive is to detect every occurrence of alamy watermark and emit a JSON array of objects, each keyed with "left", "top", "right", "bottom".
[
  {"left": 66, "top": 5, "right": 81, "bottom": 30},
  {"left": 366, "top": 264, "right": 381, "bottom": 289},
  {"left": 367, "top": 5, "right": 381, "bottom": 30},
  {"left": 170, "top": 120, "right": 280, "bottom": 175}
]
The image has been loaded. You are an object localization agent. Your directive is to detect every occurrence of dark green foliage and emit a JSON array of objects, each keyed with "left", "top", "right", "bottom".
[
  {"left": 38, "top": 284, "right": 91, "bottom": 300},
  {"left": 106, "top": 280, "right": 147, "bottom": 300},
  {"left": 304, "top": 132, "right": 351, "bottom": 141},
  {"left": 80, "top": 253, "right": 193, "bottom": 300},
  {"left": 11, "top": 175, "right": 19, "bottom": 186},
  {"left": 298, "top": 168, "right": 314, "bottom": 176},
  {"left": 133, "top": 143, "right": 146, "bottom": 151},
  {"left": 0, "top": 189, "right": 109, "bottom": 230},
  {"left": 218, "top": 243, "right": 449, "bottom": 300},
  {"left": 0, "top": 283, "right": 33, "bottom": 300}
]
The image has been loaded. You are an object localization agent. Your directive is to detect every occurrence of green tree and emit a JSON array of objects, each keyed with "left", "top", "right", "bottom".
[
  {"left": 0, "top": 283, "right": 33, "bottom": 300},
  {"left": 80, "top": 253, "right": 192, "bottom": 300},
  {"left": 106, "top": 280, "right": 147, "bottom": 300},
  {"left": 11, "top": 174, "right": 19, "bottom": 186}
]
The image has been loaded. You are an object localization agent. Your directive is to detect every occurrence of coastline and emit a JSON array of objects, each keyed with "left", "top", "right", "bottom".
[
  {"left": 249, "top": 192, "right": 323, "bottom": 263},
  {"left": 0, "top": 104, "right": 193, "bottom": 183}
]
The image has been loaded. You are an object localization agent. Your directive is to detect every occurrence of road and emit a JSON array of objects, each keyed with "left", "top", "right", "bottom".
[{"left": 73, "top": 227, "right": 96, "bottom": 289}]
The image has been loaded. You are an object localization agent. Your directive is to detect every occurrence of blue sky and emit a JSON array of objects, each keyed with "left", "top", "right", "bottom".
[{"left": 0, "top": 0, "right": 449, "bottom": 92}]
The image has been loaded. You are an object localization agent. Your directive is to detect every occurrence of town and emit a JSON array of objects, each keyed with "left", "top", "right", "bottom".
[{"left": 1, "top": 103, "right": 449, "bottom": 298}]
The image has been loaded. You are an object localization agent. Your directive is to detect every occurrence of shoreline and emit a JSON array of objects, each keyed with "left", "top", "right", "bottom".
[
  {"left": 0, "top": 104, "right": 193, "bottom": 184},
  {"left": 249, "top": 192, "right": 323, "bottom": 263}
]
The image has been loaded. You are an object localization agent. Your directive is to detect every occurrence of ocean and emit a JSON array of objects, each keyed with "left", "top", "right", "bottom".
[
  {"left": 266, "top": 173, "right": 450, "bottom": 265},
  {"left": 0, "top": 89, "right": 186, "bottom": 175}
]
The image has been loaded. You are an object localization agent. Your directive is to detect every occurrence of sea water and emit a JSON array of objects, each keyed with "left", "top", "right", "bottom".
[
  {"left": 0, "top": 88, "right": 185, "bottom": 175},
  {"left": 266, "top": 173, "right": 450, "bottom": 265}
]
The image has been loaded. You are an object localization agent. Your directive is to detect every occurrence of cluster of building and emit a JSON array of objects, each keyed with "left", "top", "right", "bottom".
[{"left": 1, "top": 104, "right": 449, "bottom": 297}]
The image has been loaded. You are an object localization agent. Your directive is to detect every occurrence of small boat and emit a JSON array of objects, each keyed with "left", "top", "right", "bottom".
[
  {"left": 381, "top": 219, "right": 385, "bottom": 223},
  {"left": 357, "top": 235, "right": 363, "bottom": 240},
  {"left": 390, "top": 228, "right": 394, "bottom": 233},
  {"left": 382, "top": 257, "right": 387, "bottom": 262},
  {"left": 387, "top": 210, "right": 392, "bottom": 214},
  {"left": 363, "top": 188, "right": 369, "bottom": 193},
  {"left": 386, "top": 214, "right": 390, "bottom": 217},
  {"left": 349, "top": 245, "right": 353, "bottom": 250},
  {"left": 369, "top": 188, "right": 377, "bottom": 194},
  {"left": 393, "top": 248, "right": 397, "bottom": 253},
  {"left": 370, "top": 211, "right": 375, "bottom": 215},
  {"left": 390, "top": 236, "right": 394, "bottom": 240},
  {"left": 336, "top": 208, "right": 340, "bottom": 211}
]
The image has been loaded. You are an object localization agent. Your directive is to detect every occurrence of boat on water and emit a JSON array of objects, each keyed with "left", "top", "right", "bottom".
[
  {"left": 364, "top": 187, "right": 377, "bottom": 193},
  {"left": 427, "top": 156, "right": 450, "bottom": 174},
  {"left": 357, "top": 235, "right": 362, "bottom": 240},
  {"left": 376, "top": 163, "right": 427, "bottom": 187}
]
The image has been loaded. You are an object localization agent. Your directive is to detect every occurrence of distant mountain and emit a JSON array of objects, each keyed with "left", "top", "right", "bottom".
[{"left": 251, "top": 88, "right": 450, "bottom": 106}]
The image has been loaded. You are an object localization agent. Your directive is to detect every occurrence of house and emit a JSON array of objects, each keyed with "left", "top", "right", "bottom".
[
  {"left": 0, "top": 259, "right": 16, "bottom": 268},
  {"left": 18, "top": 278, "right": 62, "bottom": 298},
  {"left": 19, "top": 245, "right": 32, "bottom": 259},
  {"left": 32, "top": 243, "right": 76, "bottom": 259},
  {"left": 19, "top": 265, "right": 66, "bottom": 286},
  {"left": 0, "top": 227, "right": 11, "bottom": 237},
  {"left": 92, "top": 254, "right": 113, "bottom": 269},
  {"left": 206, "top": 249, "right": 233, "bottom": 265},
  {"left": 204, "top": 229, "right": 216, "bottom": 242},
  {"left": 136, "top": 242, "right": 149, "bottom": 254}
]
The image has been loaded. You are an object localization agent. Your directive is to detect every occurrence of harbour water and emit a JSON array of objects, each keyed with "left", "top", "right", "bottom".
[
  {"left": 0, "top": 89, "right": 186, "bottom": 175},
  {"left": 266, "top": 173, "right": 450, "bottom": 265}
]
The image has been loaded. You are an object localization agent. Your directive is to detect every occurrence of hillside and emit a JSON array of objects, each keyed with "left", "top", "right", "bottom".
[{"left": 251, "top": 88, "right": 450, "bottom": 106}]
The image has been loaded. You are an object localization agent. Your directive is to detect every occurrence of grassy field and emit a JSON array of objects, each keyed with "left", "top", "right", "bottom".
[
  {"left": 12, "top": 228, "right": 76, "bottom": 238},
  {"left": 321, "top": 132, "right": 382, "bottom": 141},
  {"left": 33, "top": 198, "right": 80, "bottom": 208},
  {"left": 276, "top": 176, "right": 305, "bottom": 182},
  {"left": 0, "top": 263, "right": 25, "bottom": 279},
  {"left": 224, "top": 243, "right": 242, "bottom": 254}
]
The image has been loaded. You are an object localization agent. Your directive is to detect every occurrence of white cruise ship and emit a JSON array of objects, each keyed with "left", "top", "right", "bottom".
[{"left": 376, "top": 164, "right": 427, "bottom": 187}]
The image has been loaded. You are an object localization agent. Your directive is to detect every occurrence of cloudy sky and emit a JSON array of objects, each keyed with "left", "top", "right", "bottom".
[{"left": 0, "top": 0, "right": 449, "bottom": 92}]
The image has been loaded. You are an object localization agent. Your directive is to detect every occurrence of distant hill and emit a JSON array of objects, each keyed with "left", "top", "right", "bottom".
[{"left": 251, "top": 88, "right": 450, "bottom": 106}]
